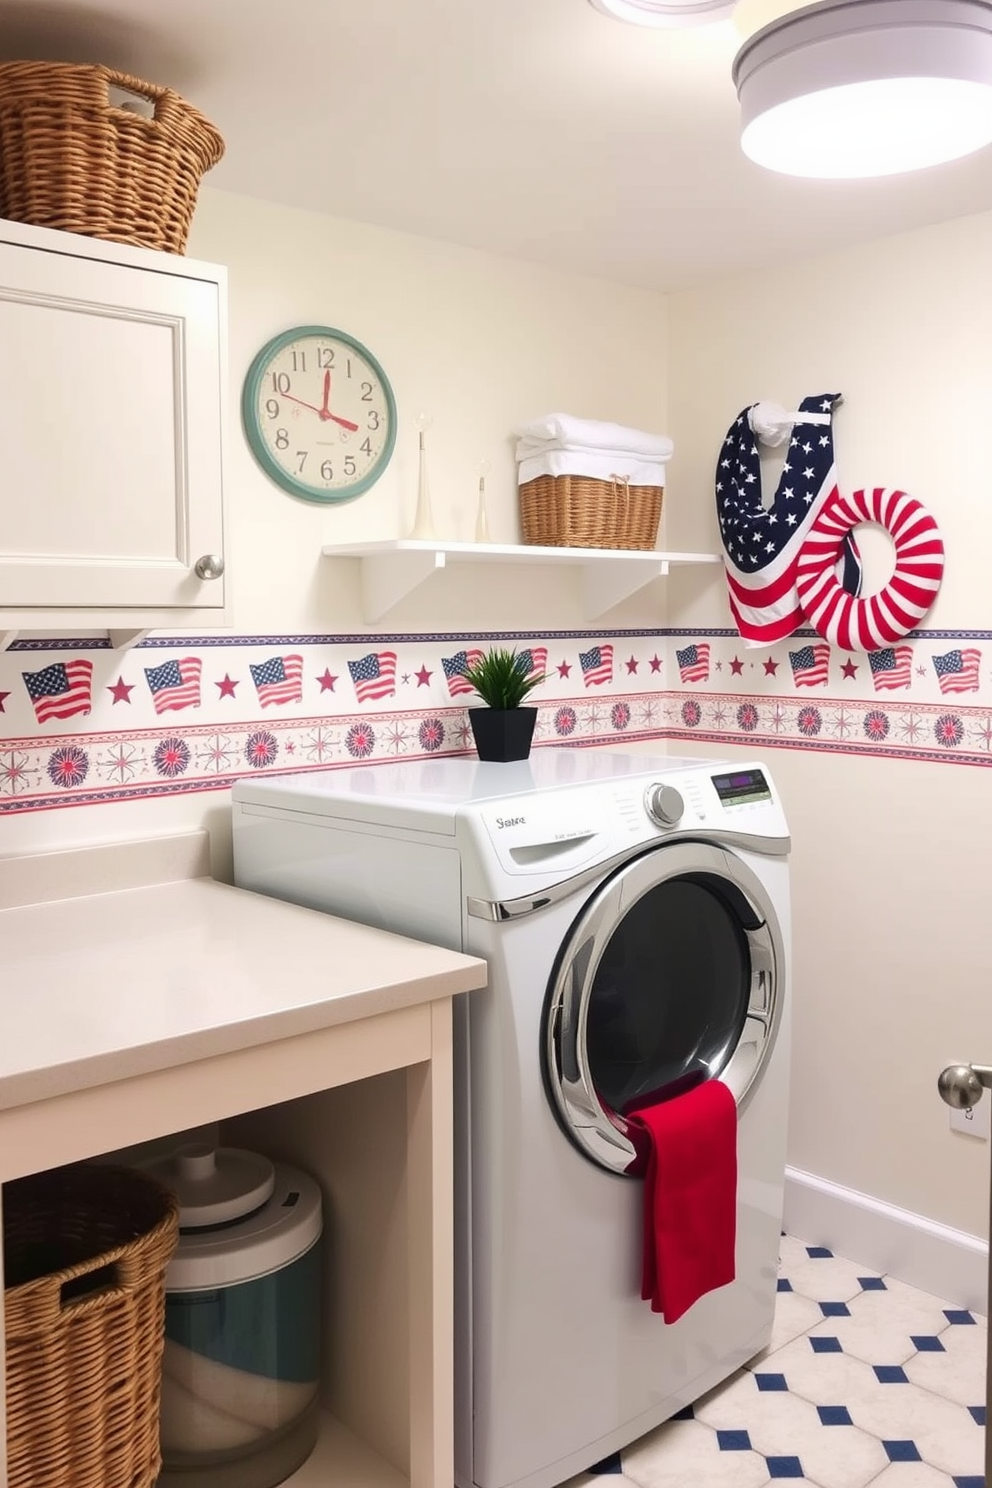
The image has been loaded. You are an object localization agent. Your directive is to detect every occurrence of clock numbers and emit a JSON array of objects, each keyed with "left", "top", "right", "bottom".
[{"left": 244, "top": 326, "right": 396, "bottom": 504}]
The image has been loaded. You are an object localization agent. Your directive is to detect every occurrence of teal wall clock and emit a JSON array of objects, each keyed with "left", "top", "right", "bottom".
[{"left": 241, "top": 324, "right": 397, "bottom": 503}]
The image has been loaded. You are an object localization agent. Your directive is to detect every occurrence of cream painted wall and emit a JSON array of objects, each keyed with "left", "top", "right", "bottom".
[
  {"left": 187, "top": 188, "right": 673, "bottom": 636},
  {"left": 664, "top": 210, "right": 992, "bottom": 1239},
  {"left": 0, "top": 190, "right": 671, "bottom": 861}
]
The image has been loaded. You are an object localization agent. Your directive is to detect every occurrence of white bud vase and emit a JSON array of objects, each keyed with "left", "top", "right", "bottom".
[{"left": 409, "top": 426, "right": 437, "bottom": 541}]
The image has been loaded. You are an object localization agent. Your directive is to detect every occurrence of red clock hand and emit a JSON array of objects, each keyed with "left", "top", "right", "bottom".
[
  {"left": 327, "top": 411, "right": 360, "bottom": 432},
  {"left": 320, "top": 370, "right": 331, "bottom": 417}
]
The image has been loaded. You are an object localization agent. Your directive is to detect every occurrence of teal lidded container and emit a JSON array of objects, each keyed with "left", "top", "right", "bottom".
[{"left": 148, "top": 1144, "right": 323, "bottom": 1488}]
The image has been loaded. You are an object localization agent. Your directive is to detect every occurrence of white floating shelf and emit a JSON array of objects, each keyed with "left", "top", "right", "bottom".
[{"left": 321, "top": 539, "right": 721, "bottom": 623}]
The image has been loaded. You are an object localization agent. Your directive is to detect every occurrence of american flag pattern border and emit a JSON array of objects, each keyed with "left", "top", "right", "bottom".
[{"left": 2, "top": 628, "right": 992, "bottom": 814}]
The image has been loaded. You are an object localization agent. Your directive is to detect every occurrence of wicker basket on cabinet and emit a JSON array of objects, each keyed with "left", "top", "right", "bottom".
[
  {"left": 0, "top": 62, "right": 224, "bottom": 253},
  {"left": 3, "top": 1162, "right": 180, "bottom": 1488},
  {"left": 519, "top": 472, "right": 663, "bottom": 550}
]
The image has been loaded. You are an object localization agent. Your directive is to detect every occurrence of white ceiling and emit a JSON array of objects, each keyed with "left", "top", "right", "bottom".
[{"left": 6, "top": 0, "right": 992, "bottom": 290}]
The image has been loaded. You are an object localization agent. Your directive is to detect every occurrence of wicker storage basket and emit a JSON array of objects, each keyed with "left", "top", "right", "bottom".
[
  {"left": 0, "top": 62, "right": 225, "bottom": 253},
  {"left": 4, "top": 1162, "right": 180, "bottom": 1488},
  {"left": 519, "top": 473, "right": 663, "bottom": 550}
]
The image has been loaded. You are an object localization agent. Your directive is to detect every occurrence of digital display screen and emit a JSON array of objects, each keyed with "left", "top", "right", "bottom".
[{"left": 711, "top": 769, "right": 771, "bottom": 806}]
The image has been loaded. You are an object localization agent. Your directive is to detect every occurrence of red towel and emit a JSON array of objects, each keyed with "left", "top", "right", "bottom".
[{"left": 625, "top": 1079, "right": 738, "bottom": 1323}]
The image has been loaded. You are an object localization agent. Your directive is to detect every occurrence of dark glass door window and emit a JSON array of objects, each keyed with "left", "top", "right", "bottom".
[{"left": 586, "top": 875, "right": 750, "bottom": 1116}]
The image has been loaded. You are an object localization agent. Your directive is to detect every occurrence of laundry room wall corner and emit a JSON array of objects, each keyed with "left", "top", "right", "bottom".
[{"left": 659, "top": 208, "right": 992, "bottom": 1249}]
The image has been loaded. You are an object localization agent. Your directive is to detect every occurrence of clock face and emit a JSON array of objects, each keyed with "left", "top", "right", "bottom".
[{"left": 242, "top": 325, "right": 397, "bottom": 503}]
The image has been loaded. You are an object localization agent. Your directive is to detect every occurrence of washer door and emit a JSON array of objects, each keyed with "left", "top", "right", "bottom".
[{"left": 542, "top": 841, "right": 783, "bottom": 1174}]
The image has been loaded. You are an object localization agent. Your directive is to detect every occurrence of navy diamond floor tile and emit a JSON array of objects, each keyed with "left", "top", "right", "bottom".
[
  {"left": 810, "top": 1336, "right": 843, "bottom": 1353},
  {"left": 755, "top": 1373, "right": 789, "bottom": 1392},
  {"left": 777, "top": 1278, "right": 793, "bottom": 1293},
  {"left": 806, "top": 1246, "right": 833, "bottom": 1258},
  {"left": 874, "top": 1365, "right": 909, "bottom": 1384},
  {"left": 819, "top": 1301, "right": 851, "bottom": 1317},
  {"left": 968, "top": 1407, "right": 986, "bottom": 1427},
  {"left": 817, "top": 1405, "right": 854, "bottom": 1426},
  {"left": 944, "top": 1309, "right": 977, "bottom": 1325},
  {"left": 910, "top": 1335, "right": 946, "bottom": 1352},
  {"left": 951, "top": 1478, "right": 985, "bottom": 1488},
  {"left": 767, "top": 1456, "right": 805, "bottom": 1478},
  {"left": 883, "top": 1441, "right": 923, "bottom": 1463},
  {"left": 717, "top": 1430, "right": 753, "bottom": 1451},
  {"left": 672, "top": 1405, "right": 694, "bottom": 1421},
  {"left": 858, "top": 1276, "right": 887, "bottom": 1290}
]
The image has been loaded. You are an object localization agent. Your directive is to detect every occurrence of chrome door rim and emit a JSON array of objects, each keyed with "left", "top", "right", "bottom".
[{"left": 543, "top": 841, "right": 784, "bottom": 1175}]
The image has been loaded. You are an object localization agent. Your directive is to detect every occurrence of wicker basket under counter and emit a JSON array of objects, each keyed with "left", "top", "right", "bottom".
[
  {"left": 0, "top": 62, "right": 224, "bottom": 253},
  {"left": 4, "top": 1161, "right": 180, "bottom": 1488},
  {"left": 519, "top": 472, "right": 663, "bottom": 550}
]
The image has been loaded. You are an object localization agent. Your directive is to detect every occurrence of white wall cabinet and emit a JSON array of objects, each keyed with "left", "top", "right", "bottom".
[{"left": 0, "top": 220, "right": 228, "bottom": 640}]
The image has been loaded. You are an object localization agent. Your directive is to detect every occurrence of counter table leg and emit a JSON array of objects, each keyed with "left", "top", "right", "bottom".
[{"left": 407, "top": 998, "right": 454, "bottom": 1488}]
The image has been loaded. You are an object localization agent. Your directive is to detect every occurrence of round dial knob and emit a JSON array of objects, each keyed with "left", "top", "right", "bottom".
[{"left": 645, "top": 783, "right": 684, "bottom": 827}]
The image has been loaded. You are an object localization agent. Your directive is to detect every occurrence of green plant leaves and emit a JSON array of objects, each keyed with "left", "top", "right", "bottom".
[{"left": 461, "top": 647, "right": 546, "bottom": 709}]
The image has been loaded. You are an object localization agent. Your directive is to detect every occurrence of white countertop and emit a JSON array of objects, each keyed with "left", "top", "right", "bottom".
[{"left": 0, "top": 874, "right": 486, "bottom": 1112}]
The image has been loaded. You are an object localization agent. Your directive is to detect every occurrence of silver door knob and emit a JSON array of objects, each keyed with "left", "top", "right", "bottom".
[
  {"left": 937, "top": 1063, "right": 992, "bottom": 1110},
  {"left": 194, "top": 554, "right": 225, "bottom": 581}
]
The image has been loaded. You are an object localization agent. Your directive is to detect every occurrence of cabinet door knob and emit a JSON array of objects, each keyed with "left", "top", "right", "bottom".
[{"left": 194, "top": 554, "right": 225, "bottom": 581}]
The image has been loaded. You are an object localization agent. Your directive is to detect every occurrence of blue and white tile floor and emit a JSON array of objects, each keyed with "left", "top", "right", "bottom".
[{"left": 570, "top": 1234, "right": 986, "bottom": 1488}]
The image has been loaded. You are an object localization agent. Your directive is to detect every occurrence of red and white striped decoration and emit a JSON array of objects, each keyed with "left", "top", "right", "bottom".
[{"left": 796, "top": 487, "right": 943, "bottom": 651}]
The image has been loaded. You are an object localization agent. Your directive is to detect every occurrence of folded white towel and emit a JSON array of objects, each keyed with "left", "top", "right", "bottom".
[
  {"left": 518, "top": 450, "right": 668, "bottom": 486},
  {"left": 515, "top": 413, "right": 674, "bottom": 462}
]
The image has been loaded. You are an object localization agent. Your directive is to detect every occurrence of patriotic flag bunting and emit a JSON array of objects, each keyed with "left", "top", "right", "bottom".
[
  {"left": 933, "top": 648, "right": 981, "bottom": 695},
  {"left": 868, "top": 646, "right": 913, "bottom": 692},
  {"left": 676, "top": 643, "right": 710, "bottom": 684},
  {"left": 349, "top": 650, "right": 398, "bottom": 702},
  {"left": 249, "top": 654, "right": 304, "bottom": 707},
  {"left": 716, "top": 392, "right": 862, "bottom": 647},
  {"left": 788, "top": 643, "right": 830, "bottom": 688},
  {"left": 442, "top": 649, "right": 484, "bottom": 697},
  {"left": 22, "top": 659, "right": 93, "bottom": 724},
  {"left": 144, "top": 657, "right": 202, "bottom": 715},
  {"left": 579, "top": 645, "right": 613, "bottom": 687}
]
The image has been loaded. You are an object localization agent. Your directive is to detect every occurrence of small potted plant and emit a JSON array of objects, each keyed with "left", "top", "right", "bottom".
[{"left": 462, "top": 647, "right": 545, "bottom": 762}]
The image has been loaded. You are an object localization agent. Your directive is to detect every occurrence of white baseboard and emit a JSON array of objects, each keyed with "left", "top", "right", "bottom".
[{"left": 784, "top": 1166, "right": 988, "bottom": 1315}]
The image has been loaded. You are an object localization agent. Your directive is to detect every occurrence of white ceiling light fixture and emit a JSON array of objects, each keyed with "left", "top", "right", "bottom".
[
  {"left": 732, "top": 0, "right": 992, "bottom": 179},
  {"left": 588, "top": 0, "right": 737, "bottom": 27}
]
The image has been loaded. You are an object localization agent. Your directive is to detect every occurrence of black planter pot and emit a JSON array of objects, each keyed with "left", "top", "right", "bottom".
[{"left": 468, "top": 706, "right": 537, "bottom": 762}]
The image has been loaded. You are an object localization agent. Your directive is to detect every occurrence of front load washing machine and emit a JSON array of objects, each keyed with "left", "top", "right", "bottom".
[{"left": 232, "top": 749, "right": 792, "bottom": 1488}]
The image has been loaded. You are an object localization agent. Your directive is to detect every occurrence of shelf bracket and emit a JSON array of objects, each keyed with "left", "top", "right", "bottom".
[
  {"left": 359, "top": 550, "right": 447, "bottom": 623},
  {"left": 108, "top": 629, "right": 151, "bottom": 651},
  {"left": 0, "top": 630, "right": 19, "bottom": 652},
  {"left": 580, "top": 557, "right": 669, "bottom": 618}
]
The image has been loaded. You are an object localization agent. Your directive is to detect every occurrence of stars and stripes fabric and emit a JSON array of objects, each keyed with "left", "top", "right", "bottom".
[
  {"left": 933, "top": 648, "right": 982, "bottom": 694},
  {"left": 868, "top": 646, "right": 913, "bottom": 692},
  {"left": 249, "top": 654, "right": 303, "bottom": 707},
  {"left": 144, "top": 657, "right": 202, "bottom": 715},
  {"left": 22, "top": 659, "right": 93, "bottom": 723},
  {"left": 579, "top": 644, "right": 613, "bottom": 687},
  {"left": 676, "top": 643, "right": 710, "bottom": 684},
  {"left": 516, "top": 646, "right": 548, "bottom": 679},
  {"left": 716, "top": 393, "right": 862, "bottom": 648},
  {"left": 788, "top": 643, "right": 830, "bottom": 688},
  {"left": 796, "top": 486, "right": 944, "bottom": 651},
  {"left": 442, "top": 648, "right": 484, "bottom": 697},
  {"left": 348, "top": 650, "right": 398, "bottom": 702}
]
